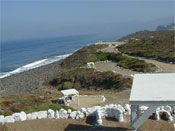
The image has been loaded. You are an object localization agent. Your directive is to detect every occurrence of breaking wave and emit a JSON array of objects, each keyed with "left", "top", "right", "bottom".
[{"left": 0, "top": 54, "right": 71, "bottom": 79}]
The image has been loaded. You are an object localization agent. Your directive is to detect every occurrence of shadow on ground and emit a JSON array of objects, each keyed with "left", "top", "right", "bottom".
[{"left": 64, "top": 124, "right": 131, "bottom": 131}]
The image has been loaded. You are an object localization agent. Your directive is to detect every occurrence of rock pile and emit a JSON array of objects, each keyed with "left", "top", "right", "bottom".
[{"left": 0, "top": 104, "right": 174, "bottom": 125}]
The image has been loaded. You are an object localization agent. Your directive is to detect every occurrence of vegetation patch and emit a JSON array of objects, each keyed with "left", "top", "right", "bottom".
[
  {"left": 118, "top": 30, "right": 175, "bottom": 63},
  {"left": 90, "top": 52, "right": 157, "bottom": 72},
  {"left": 0, "top": 89, "right": 73, "bottom": 116},
  {"left": 48, "top": 68, "right": 132, "bottom": 91}
]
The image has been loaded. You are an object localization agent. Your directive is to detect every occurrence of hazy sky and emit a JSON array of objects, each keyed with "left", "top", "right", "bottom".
[{"left": 1, "top": 0, "right": 174, "bottom": 42}]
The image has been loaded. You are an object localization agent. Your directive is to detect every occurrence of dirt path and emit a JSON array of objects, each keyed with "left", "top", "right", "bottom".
[
  {"left": 95, "top": 41, "right": 175, "bottom": 76},
  {"left": 95, "top": 61, "right": 138, "bottom": 77},
  {"left": 2, "top": 115, "right": 174, "bottom": 131}
]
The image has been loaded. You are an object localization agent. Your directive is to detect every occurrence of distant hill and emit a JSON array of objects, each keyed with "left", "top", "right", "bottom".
[
  {"left": 156, "top": 23, "right": 175, "bottom": 31},
  {"left": 118, "top": 30, "right": 175, "bottom": 63}
]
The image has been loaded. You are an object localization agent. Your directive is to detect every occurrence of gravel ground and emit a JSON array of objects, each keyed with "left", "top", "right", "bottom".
[{"left": 0, "top": 60, "right": 63, "bottom": 94}]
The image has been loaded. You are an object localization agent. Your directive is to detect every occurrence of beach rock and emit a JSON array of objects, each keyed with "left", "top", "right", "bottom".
[
  {"left": 48, "top": 109, "right": 55, "bottom": 119},
  {"left": 124, "top": 104, "right": 131, "bottom": 115},
  {"left": 12, "top": 111, "right": 27, "bottom": 121},
  {"left": 0, "top": 115, "right": 4, "bottom": 124},
  {"left": 4, "top": 116, "right": 15, "bottom": 123},
  {"left": 69, "top": 111, "right": 77, "bottom": 119},
  {"left": 96, "top": 109, "right": 102, "bottom": 125},
  {"left": 67, "top": 109, "right": 72, "bottom": 114},
  {"left": 55, "top": 110, "right": 59, "bottom": 119},
  {"left": 59, "top": 109, "right": 68, "bottom": 119},
  {"left": 37, "top": 111, "right": 48, "bottom": 119}
]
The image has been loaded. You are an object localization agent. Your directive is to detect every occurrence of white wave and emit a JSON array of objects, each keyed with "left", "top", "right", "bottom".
[{"left": 0, "top": 54, "right": 71, "bottom": 79}]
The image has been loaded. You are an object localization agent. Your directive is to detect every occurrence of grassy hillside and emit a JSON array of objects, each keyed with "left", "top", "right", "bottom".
[
  {"left": 61, "top": 44, "right": 156, "bottom": 72},
  {"left": 118, "top": 30, "right": 175, "bottom": 63},
  {"left": 48, "top": 68, "right": 132, "bottom": 92}
]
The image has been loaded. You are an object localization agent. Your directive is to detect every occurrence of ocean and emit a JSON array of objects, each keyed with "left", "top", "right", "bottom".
[{"left": 0, "top": 33, "right": 121, "bottom": 78}]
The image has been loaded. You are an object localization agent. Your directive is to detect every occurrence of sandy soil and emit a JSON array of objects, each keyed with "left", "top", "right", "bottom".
[
  {"left": 70, "top": 95, "right": 104, "bottom": 110},
  {"left": 2, "top": 116, "right": 174, "bottom": 131},
  {"left": 95, "top": 61, "right": 138, "bottom": 77}
]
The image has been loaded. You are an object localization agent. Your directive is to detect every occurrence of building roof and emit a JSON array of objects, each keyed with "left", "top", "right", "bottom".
[
  {"left": 130, "top": 73, "right": 175, "bottom": 105},
  {"left": 61, "top": 89, "right": 79, "bottom": 96}
]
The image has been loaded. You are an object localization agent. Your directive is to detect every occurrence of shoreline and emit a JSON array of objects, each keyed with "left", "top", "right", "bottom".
[{"left": 0, "top": 59, "right": 63, "bottom": 94}]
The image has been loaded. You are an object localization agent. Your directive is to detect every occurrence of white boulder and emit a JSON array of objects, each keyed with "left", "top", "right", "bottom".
[
  {"left": 69, "top": 111, "right": 77, "bottom": 119},
  {"left": 124, "top": 104, "right": 131, "bottom": 115},
  {"left": 0, "top": 115, "right": 4, "bottom": 124},
  {"left": 139, "top": 106, "right": 148, "bottom": 113},
  {"left": 55, "top": 110, "right": 59, "bottom": 119},
  {"left": 4, "top": 116, "right": 15, "bottom": 123},
  {"left": 59, "top": 109, "right": 68, "bottom": 119},
  {"left": 27, "top": 112, "right": 37, "bottom": 120},
  {"left": 164, "top": 106, "right": 172, "bottom": 113},
  {"left": 76, "top": 111, "right": 85, "bottom": 119},
  {"left": 86, "top": 106, "right": 101, "bottom": 116},
  {"left": 12, "top": 111, "right": 27, "bottom": 121},
  {"left": 154, "top": 111, "right": 160, "bottom": 120},
  {"left": 67, "top": 109, "right": 72, "bottom": 114},
  {"left": 80, "top": 108, "right": 86, "bottom": 113},
  {"left": 48, "top": 109, "right": 55, "bottom": 119},
  {"left": 37, "top": 111, "right": 48, "bottom": 119},
  {"left": 96, "top": 109, "right": 102, "bottom": 125},
  {"left": 163, "top": 110, "right": 173, "bottom": 122}
]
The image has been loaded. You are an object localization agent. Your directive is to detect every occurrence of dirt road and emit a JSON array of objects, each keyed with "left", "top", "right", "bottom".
[{"left": 95, "top": 41, "right": 175, "bottom": 76}]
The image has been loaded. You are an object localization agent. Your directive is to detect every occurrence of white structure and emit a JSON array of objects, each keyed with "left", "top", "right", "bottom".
[
  {"left": 61, "top": 89, "right": 79, "bottom": 105},
  {"left": 130, "top": 73, "right": 175, "bottom": 131},
  {"left": 86, "top": 62, "right": 96, "bottom": 69}
]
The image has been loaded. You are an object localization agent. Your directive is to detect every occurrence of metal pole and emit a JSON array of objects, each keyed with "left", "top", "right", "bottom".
[{"left": 131, "top": 105, "right": 137, "bottom": 131}]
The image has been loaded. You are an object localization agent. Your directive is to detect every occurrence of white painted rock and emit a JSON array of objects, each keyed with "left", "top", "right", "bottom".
[
  {"left": 140, "top": 106, "right": 148, "bottom": 113},
  {"left": 76, "top": 111, "right": 84, "bottom": 119},
  {"left": 69, "top": 111, "right": 77, "bottom": 119},
  {"left": 124, "top": 104, "right": 131, "bottom": 115},
  {"left": 164, "top": 106, "right": 172, "bottom": 113},
  {"left": 48, "top": 109, "right": 55, "bottom": 119},
  {"left": 37, "top": 111, "right": 48, "bottom": 119},
  {"left": 4, "top": 116, "right": 15, "bottom": 123},
  {"left": 173, "top": 106, "right": 175, "bottom": 114},
  {"left": 67, "top": 109, "right": 72, "bottom": 114},
  {"left": 96, "top": 109, "right": 102, "bottom": 125},
  {"left": 154, "top": 111, "right": 160, "bottom": 120},
  {"left": 164, "top": 110, "right": 173, "bottom": 122},
  {"left": 86, "top": 106, "right": 101, "bottom": 116},
  {"left": 12, "top": 111, "right": 27, "bottom": 121},
  {"left": 27, "top": 112, "right": 37, "bottom": 120},
  {"left": 0, "top": 115, "right": 4, "bottom": 124},
  {"left": 116, "top": 104, "right": 125, "bottom": 113},
  {"left": 80, "top": 108, "right": 86, "bottom": 113},
  {"left": 55, "top": 110, "right": 59, "bottom": 119},
  {"left": 59, "top": 109, "right": 68, "bottom": 119}
]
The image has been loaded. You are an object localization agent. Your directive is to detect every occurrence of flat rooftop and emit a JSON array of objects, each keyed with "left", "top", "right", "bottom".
[{"left": 130, "top": 73, "right": 175, "bottom": 105}]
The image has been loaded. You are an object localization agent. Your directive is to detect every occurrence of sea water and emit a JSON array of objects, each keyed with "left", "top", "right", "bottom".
[{"left": 0, "top": 34, "right": 120, "bottom": 78}]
